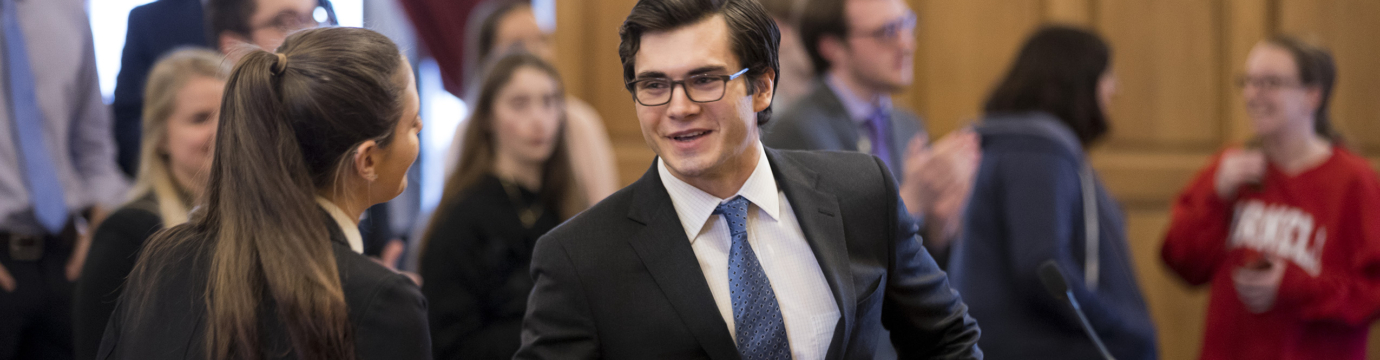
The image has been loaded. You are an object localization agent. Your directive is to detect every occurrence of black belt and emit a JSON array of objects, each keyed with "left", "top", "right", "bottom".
[
  {"left": 1, "top": 221, "right": 77, "bottom": 262},
  {"left": 1, "top": 232, "right": 50, "bottom": 261}
]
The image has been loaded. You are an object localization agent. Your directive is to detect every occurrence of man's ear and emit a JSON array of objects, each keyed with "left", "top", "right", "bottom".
[
  {"left": 817, "top": 35, "right": 847, "bottom": 70},
  {"left": 752, "top": 67, "right": 776, "bottom": 113},
  {"left": 351, "top": 140, "right": 381, "bottom": 183}
]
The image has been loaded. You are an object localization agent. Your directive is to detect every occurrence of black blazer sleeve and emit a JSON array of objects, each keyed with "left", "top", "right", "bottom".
[
  {"left": 74, "top": 206, "right": 162, "bottom": 360},
  {"left": 355, "top": 272, "right": 432, "bottom": 360},
  {"left": 873, "top": 155, "right": 983, "bottom": 359},
  {"left": 514, "top": 238, "right": 600, "bottom": 359}
]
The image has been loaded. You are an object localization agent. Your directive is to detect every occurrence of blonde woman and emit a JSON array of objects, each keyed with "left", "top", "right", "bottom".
[{"left": 72, "top": 48, "right": 227, "bottom": 359}]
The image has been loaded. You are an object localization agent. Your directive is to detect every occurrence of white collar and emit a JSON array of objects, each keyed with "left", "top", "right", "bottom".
[
  {"left": 657, "top": 143, "right": 781, "bottom": 243},
  {"left": 314, "top": 196, "right": 364, "bottom": 254},
  {"left": 825, "top": 73, "right": 893, "bottom": 124}
]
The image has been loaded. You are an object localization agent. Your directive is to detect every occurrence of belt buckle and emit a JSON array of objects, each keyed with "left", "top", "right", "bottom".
[{"left": 8, "top": 234, "right": 44, "bottom": 261}]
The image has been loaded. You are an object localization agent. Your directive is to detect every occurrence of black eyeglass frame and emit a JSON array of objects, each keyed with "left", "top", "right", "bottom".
[{"left": 626, "top": 68, "right": 751, "bottom": 107}]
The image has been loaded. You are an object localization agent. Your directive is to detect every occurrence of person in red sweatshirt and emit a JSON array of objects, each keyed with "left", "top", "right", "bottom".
[{"left": 1162, "top": 35, "right": 1380, "bottom": 360}]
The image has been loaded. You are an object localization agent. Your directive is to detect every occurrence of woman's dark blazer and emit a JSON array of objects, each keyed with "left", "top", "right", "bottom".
[{"left": 95, "top": 212, "right": 432, "bottom": 359}]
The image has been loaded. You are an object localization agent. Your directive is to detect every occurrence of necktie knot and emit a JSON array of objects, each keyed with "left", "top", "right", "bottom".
[{"left": 713, "top": 196, "right": 749, "bottom": 223}]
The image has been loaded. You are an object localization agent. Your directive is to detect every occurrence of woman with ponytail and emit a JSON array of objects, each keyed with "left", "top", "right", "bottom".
[
  {"left": 96, "top": 27, "right": 429, "bottom": 360},
  {"left": 74, "top": 48, "right": 228, "bottom": 360},
  {"left": 1162, "top": 36, "right": 1380, "bottom": 360}
]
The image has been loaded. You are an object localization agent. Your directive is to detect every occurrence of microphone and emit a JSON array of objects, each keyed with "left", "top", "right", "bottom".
[{"left": 1038, "top": 260, "right": 1117, "bottom": 360}]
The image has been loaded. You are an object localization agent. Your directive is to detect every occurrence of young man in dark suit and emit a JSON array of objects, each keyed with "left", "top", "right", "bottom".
[
  {"left": 762, "top": 0, "right": 981, "bottom": 260},
  {"left": 515, "top": 0, "right": 981, "bottom": 358}
]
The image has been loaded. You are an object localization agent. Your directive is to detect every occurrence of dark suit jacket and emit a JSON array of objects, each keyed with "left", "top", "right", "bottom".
[
  {"left": 515, "top": 148, "right": 982, "bottom": 359},
  {"left": 95, "top": 214, "right": 432, "bottom": 359},
  {"left": 112, "top": 0, "right": 210, "bottom": 175},
  {"left": 763, "top": 78, "right": 925, "bottom": 181}
]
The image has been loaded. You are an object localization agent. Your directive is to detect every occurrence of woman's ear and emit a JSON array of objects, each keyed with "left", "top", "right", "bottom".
[
  {"left": 352, "top": 140, "right": 381, "bottom": 182},
  {"left": 1305, "top": 85, "right": 1324, "bottom": 114}
]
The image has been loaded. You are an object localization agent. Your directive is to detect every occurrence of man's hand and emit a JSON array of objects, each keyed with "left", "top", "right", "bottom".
[
  {"left": 0, "top": 263, "right": 15, "bottom": 292},
  {"left": 899, "top": 130, "right": 981, "bottom": 250},
  {"left": 66, "top": 205, "right": 108, "bottom": 281}
]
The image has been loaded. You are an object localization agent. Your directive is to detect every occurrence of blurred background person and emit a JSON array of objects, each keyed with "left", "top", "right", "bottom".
[
  {"left": 113, "top": 0, "right": 336, "bottom": 176},
  {"left": 1162, "top": 36, "right": 1380, "bottom": 360},
  {"left": 98, "top": 27, "right": 429, "bottom": 359},
  {"left": 111, "top": 0, "right": 212, "bottom": 177},
  {"left": 443, "top": 0, "right": 618, "bottom": 204},
  {"left": 763, "top": 0, "right": 979, "bottom": 261},
  {"left": 420, "top": 52, "right": 585, "bottom": 360},
  {"left": 0, "top": 0, "right": 127, "bottom": 358},
  {"left": 72, "top": 48, "right": 227, "bottom": 360},
  {"left": 756, "top": 0, "right": 812, "bottom": 110},
  {"left": 945, "top": 26, "right": 1157, "bottom": 360}
]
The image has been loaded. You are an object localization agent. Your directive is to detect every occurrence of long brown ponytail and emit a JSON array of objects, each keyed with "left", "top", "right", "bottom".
[{"left": 125, "top": 27, "right": 407, "bottom": 360}]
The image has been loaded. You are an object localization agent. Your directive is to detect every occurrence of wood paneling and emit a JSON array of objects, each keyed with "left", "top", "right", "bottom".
[
  {"left": 1097, "top": 0, "right": 1223, "bottom": 151},
  {"left": 909, "top": 0, "right": 1043, "bottom": 136}
]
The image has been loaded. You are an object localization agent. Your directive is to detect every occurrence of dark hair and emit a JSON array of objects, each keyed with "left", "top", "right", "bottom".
[
  {"left": 619, "top": 0, "right": 781, "bottom": 126},
  {"left": 798, "top": 0, "right": 846, "bottom": 75},
  {"left": 127, "top": 27, "right": 407, "bottom": 360},
  {"left": 984, "top": 26, "right": 1112, "bottom": 146},
  {"left": 473, "top": 0, "right": 532, "bottom": 67},
  {"left": 206, "top": 0, "right": 255, "bottom": 47},
  {"left": 1264, "top": 35, "right": 1339, "bottom": 141},
  {"left": 424, "top": 52, "right": 584, "bottom": 252}
]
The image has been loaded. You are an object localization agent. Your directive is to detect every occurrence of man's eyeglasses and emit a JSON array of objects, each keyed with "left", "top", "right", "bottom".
[
  {"left": 627, "top": 68, "right": 750, "bottom": 107},
  {"left": 252, "top": 5, "right": 337, "bottom": 33},
  {"left": 852, "top": 13, "right": 918, "bottom": 43},
  {"left": 1235, "top": 75, "right": 1303, "bottom": 91}
]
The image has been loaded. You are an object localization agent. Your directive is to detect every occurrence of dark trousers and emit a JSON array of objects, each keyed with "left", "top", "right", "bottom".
[{"left": 0, "top": 230, "right": 75, "bottom": 360}]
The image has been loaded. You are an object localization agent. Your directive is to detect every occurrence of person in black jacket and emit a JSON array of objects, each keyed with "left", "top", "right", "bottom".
[
  {"left": 73, "top": 48, "right": 227, "bottom": 360},
  {"left": 96, "top": 27, "right": 430, "bottom": 360},
  {"left": 420, "top": 52, "right": 585, "bottom": 360},
  {"left": 944, "top": 26, "right": 1158, "bottom": 360}
]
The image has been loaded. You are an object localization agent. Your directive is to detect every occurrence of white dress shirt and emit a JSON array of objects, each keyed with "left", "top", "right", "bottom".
[
  {"left": 658, "top": 143, "right": 840, "bottom": 360},
  {"left": 316, "top": 196, "right": 365, "bottom": 254}
]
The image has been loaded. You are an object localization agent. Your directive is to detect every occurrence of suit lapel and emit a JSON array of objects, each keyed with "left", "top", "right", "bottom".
[
  {"left": 809, "top": 79, "right": 862, "bottom": 152},
  {"left": 766, "top": 149, "right": 855, "bottom": 360},
  {"left": 625, "top": 161, "right": 740, "bottom": 360}
]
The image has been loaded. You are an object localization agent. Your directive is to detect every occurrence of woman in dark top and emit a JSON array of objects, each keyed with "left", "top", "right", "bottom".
[
  {"left": 944, "top": 26, "right": 1157, "bottom": 359},
  {"left": 73, "top": 48, "right": 227, "bottom": 360},
  {"left": 421, "top": 52, "right": 584, "bottom": 360},
  {"left": 97, "top": 27, "right": 430, "bottom": 359}
]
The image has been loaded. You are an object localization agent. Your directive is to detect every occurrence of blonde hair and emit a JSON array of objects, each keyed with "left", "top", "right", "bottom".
[{"left": 129, "top": 48, "right": 229, "bottom": 226}]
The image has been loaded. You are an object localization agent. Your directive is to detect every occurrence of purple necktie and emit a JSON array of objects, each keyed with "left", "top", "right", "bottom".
[{"left": 863, "top": 108, "right": 893, "bottom": 171}]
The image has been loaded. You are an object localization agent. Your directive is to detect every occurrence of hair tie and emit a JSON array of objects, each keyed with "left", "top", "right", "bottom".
[{"left": 271, "top": 53, "right": 289, "bottom": 75}]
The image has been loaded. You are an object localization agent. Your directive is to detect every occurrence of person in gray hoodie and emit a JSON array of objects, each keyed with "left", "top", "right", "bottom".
[{"left": 945, "top": 26, "right": 1158, "bottom": 360}]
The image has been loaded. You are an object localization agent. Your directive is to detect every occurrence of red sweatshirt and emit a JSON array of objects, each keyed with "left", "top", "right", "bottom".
[{"left": 1163, "top": 146, "right": 1380, "bottom": 360}]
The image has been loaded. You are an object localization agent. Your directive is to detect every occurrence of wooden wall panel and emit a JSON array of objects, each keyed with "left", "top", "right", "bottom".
[
  {"left": 908, "top": 0, "right": 1043, "bottom": 136},
  {"left": 1096, "top": 0, "right": 1223, "bottom": 151}
]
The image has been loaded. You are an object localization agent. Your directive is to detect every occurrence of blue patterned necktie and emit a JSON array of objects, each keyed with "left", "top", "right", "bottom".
[
  {"left": 714, "top": 196, "right": 791, "bottom": 359},
  {"left": 3, "top": 0, "right": 70, "bottom": 234}
]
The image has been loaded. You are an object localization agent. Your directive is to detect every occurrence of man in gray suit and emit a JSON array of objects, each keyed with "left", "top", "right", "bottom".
[{"left": 763, "top": 0, "right": 978, "bottom": 258}]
